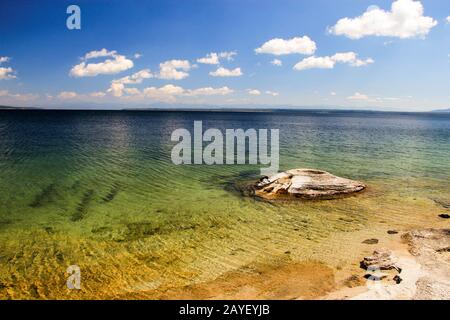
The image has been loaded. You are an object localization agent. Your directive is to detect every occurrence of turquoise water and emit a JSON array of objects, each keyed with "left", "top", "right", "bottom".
[{"left": 0, "top": 110, "right": 449, "bottom": 299}]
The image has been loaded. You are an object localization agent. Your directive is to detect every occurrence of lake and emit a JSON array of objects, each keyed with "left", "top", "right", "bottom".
[{"left": 0, "top": 109, "right": 449, "bottom": 299}]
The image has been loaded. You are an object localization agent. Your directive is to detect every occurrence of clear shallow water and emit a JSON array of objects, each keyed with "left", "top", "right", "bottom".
[{"left": 0, "top": 110, "right": 449, "bottom": 299}]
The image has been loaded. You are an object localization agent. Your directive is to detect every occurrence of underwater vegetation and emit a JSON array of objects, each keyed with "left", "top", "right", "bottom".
[
  {"left": 29, "top": 183, "right": 58, "bottom": 208},
  {"left": 102, "top": 183, "right": 120, "bottom": 203},
  {"left": 71, "top": 189, "right": 94, "bottom": 222}
]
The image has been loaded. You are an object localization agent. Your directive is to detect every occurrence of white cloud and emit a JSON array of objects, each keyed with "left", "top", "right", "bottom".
[
  {"left": 218, "top": 51, "right": 237, "bottom": 61},
  {"left": 347, "top": 92, "right": 370, "bottom": 100},
  {"left": 108, "top": 82, "right": 125, "bottom": 97},
  {"left": 123, "top": 88, "right": 141, "bottom": 96},
  {"left": 58, "top": 91, "right": 78, "bottom": 99},
  {"left": 265, "top": 90, "right": 279, "bottom": 97},
  {"left": 446, "top": 16, "right": 450, "bottom": 23},
  {"left": 270, "top": 59, "right": 282, "bottom": 66},
  {"left": 331, "top": 52, "right": 374, "bottom": 67},
  {"left": 115, "top": 84, "right": 234, "bottom": 102},
  {"left": 293, "top": 52, "right": 374, "bottom": 71},
  {"left": 70, "top": 49, "right": 134, "bottom": 77},
  {"left": 329, "top": 0, "right": 437, "bottom": 39},
  {"left": 120, "top": 69, "right": 153, "bottom": 84},
  {"left": 0, "top": 67, "right": 16, "bottom": 80},
  {"left": 247, "top": 89, "right": 261, "bottom": 95},
  {"left": 0, "top": 90, "right": 38, "bottom": 101},
  {"left": 255, "top": 36, "right": 316, "bottom": 56},
  {"left": 0, "top": 56, "right": 16, "bottom": 80},
  {"left": 106, "top": 69, "right": 153, "bottom": 97},
  {"left": 197, "top": 53, "right": 219, "bottom": 65},
  {"left": 294, "top": 56, "right": 335, "bottom": 71},
  {"left": 186, "top": 86, "right": 234, "bottom": 96},
  {"left": 158, "top": 59, "right": 191, "bottom": 80},
  {"left": 0, "top": 56, "right": 10, "bottom": 64},
  {"left": 83, "top": 48, "right": 117, "bottom": 60},
  {"left": 209, "top": 67, "right": 243, "bottom": 77},
  {"left": 330, "top": 91, "right": 337, "bottom": 96},
  {"left": 134, "top": 53, "right": 142, "bottom": 59},
  {"left": 138, "top": 84, "right": 233, "bottom": 102},
  {"left": 197, "top": 51, "right": 237, "bottom": 65},
  {"left": 56, "top": 91, "right": 110, "bottom": 101},
  {"left": 90, "top": 92, "right": 106, "bottom": 98},
  {"left": 347, "top": 92, "right": 405, "bottom": 103}
]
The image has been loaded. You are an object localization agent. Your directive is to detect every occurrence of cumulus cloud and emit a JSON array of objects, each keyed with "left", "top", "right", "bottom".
[
  {"left": 270, "top": 59, "right": 282, "bottom": 66},
  {"left": 197, "top": 53, "right": 220, "bottom": 65},
  {"left": 116, "top": 69, "right": 153, "bottom": 84},
  {"left": 247, "top": 89, "right": 261, "bottom": 95},
  {"left": 143, "top": 85, "right": 232, "bottom": 102},
  {"left": 113, "top": 83, "right": 234, "bottom": 102},
  {"left": 209, "top": 67, "right": 243, "bottom": 77},
  {"left": 0, "top": 67, "right": 16, "bottom": 80},
  {"left": 329, "top": 0, "right": 437, "bottom": 39},
  {"left": 83, "top": 48, "right": 117, "bottom": 60},
  {"left": 107, "top": 69, "right": 153, "bottom": 97},
  {"left": 294, "top": 56, "right": 335, "bottom": 71},
  {"left": 158, "top": 59, "right": 191, "bottom": 80},
  {"left": 293, "top": 52, "right": 374, "bottom": 71},
  {"left": 0, "top": 56, "right": 16, "bottom": 80},
  {"left": 197, "top": 51, "right": 237, "bottom": 65},
  {"left": 70, "top": 49, "right": 134, "bottom": 77},
  {"left": 0, "top": 56, "right": 10, "bottom": 64},
  {"left": 347, "top": 92, "right": 370, "bottom": 100},
  {"left": 90, "top": 92, "right": 106, "bottom": 98},
  {"left": 447, "top": 16, "right": 450, "bottom": 23},
  {"left": 265, "top": 90, "right": 279, "bottom": 97},
  {"left": 58, "top": 91, "right": 78, "bottom": 99},
  {"left": 255, "top": 36, "right": 316, "bottom": 55},
  {"left": 56, "top": 91, "right": 110, "bottom": 101},
  {"left": 347, "top": 92, "right": 403, "bottom": 103},
  {"left": 0, "top": 90, "right": 37, "bottom": 101},
  {"left": 186, "top": 86, "right": 233, "bottom": 96},
  {"left": 218, "top": 51, "right": 237, "bottom": 61}
]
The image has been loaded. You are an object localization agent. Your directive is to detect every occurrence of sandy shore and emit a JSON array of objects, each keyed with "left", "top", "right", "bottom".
[
  {"left": 325, "top": 228, "right": 450, "bottom": 300},
  {"left": 113, "top": 228, "right": 449, "bottom": 300}
]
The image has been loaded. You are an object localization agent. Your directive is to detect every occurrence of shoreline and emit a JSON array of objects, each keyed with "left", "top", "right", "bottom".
[
  {"left": 112, "top": 227, "right": 449, "bottom": 300},
  {"left": 325, "top": 228, "right": 450, "bottom": 300}
]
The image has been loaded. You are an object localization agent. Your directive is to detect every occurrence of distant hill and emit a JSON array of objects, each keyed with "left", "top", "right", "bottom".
[
  {"left": 0, "top": 105, "right": 41, "bottom": 110},
  {"left": 432, "top": 108, "right": 450, "bottom": 113}
]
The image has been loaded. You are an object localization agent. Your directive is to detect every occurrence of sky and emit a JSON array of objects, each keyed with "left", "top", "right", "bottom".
[{"left": 0, "top": 0, "right": 450, "bottom": 111}]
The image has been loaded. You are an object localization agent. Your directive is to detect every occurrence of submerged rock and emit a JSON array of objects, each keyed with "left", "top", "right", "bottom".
[
  {"left": 252, "top": 168, "right": 366, "bottom": 200},
  {"left": 362, "top": 238, "right": 379, "bottom": 245}
]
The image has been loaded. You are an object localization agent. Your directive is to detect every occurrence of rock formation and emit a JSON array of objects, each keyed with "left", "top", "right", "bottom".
[{"left": 252, "top": 168, "right": 366, "bottom": 200}]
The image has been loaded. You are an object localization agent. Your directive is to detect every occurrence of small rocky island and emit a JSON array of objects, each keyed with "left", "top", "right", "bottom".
[{"left": 252, "top": 168, "right": 366, "bottom": 200}]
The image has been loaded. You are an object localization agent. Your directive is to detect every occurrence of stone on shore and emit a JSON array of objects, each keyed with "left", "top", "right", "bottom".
[
  {"left": 360, "top": 249, "right": 401, "bottom": 273},
  {"left": 253, "top": 168, "right": 366, "bottom": 200}
]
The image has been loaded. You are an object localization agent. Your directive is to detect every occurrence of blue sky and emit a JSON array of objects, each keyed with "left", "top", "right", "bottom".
[{"left": 0, "top": 0, "right": 449, "bottom": 110}]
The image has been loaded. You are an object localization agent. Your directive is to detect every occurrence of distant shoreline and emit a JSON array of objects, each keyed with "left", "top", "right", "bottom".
[{"left": 1, "top": 105, "right": 449, "bottom": 114}]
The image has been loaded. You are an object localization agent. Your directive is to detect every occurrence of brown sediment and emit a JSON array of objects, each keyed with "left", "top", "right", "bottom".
[{"left": 114, "top": 259, "right": 336, "bottom": 300}]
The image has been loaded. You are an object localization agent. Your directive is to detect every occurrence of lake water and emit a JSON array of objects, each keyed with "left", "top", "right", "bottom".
[{"left": 0, "top": 110, "right": 449, "bottom": 299}]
